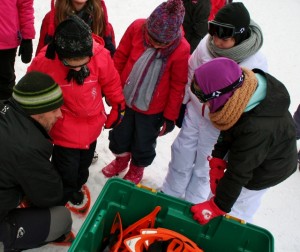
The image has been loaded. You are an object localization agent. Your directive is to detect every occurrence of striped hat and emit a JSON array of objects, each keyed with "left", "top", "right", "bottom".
[{"left": 12, "top": 71, "right": 63, "bottom": 115}]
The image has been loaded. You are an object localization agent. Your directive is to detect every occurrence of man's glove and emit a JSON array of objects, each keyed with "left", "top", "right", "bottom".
[
  {"left": 159, "top": 117, "right": 175, "bottom": 136},
  {"left": 191, "top": 197, "right": 226, "bottom": 225},
  {"left": 18, "top": 39, "right": 33, "bottom": 63},
  {"left": 208, "top": 157, "right": 227, "bottom": 195},
  {"left": 105, "top": 104, "right": 125, "bottom": 129},
  {"left": 175, "top": 103, "right": 187, "bottom": 128}
]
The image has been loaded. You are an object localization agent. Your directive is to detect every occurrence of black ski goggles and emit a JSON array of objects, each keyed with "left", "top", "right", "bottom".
[
  {"left": 208, "top": 21, "right": 245, "bottom": 39},
  {"left": 191, "top": 73, "right": 245, "bottom": 103},
  {"left": 62, "top": 57, "right": 91, "bottom": 69}
]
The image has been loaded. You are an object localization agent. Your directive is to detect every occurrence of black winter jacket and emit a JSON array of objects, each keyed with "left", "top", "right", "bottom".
[
  {"left": 212, "top": 69, "right": 298, "bottom": 212},
  {"left": 182, "top": 0, "right": 211, "bottom": 53},
  {"left": 293, "top": 104, "right": 300, "bottom": 140},
  {"left": 0, "top": 100, "right": 63, "bottom": 222}
]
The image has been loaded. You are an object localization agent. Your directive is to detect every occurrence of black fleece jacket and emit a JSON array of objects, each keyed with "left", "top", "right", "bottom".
[{"left": 0, "top": 100, "right": 63, "bottom": 222}]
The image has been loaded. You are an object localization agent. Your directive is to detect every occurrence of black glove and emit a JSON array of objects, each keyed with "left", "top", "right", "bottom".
[
  {"left": 159, "top": 117, "right": 175, "bottom": 136},
  {"left": 18, "top": 39, "right": 33, "bottom": 63},
  {"left": 175, "top": 103, "right": 187, "bottom": 128}
]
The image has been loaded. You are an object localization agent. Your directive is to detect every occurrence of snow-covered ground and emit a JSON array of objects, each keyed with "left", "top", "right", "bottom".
[{"left": 14, "top": 0, "right": 300, "bottom": 251}]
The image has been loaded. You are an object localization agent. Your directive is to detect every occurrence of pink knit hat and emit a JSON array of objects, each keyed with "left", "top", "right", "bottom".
[
  {"left": 194, "top": 57, "right": 244, "bottom": 113},
  {"left": 146, "top": 0, "right": 185, "bottom": 44}
]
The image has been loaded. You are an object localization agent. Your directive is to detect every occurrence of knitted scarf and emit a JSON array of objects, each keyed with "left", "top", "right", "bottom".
[
  {"left": 207, "top": 20, "right": 263, "bottom": 63},
  {"left": 209, "top": 68, "right": 258, "bottom": 130},
  {"left": 124, "top": 27, "right": 181, "bottom": 111}
]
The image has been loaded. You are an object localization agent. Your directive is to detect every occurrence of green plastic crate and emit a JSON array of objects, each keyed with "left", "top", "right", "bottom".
[{"left": 69, "top": 178, "right": 274, "bottom": 252}]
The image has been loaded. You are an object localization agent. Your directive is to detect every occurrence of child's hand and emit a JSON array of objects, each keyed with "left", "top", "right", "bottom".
[{"left": 159, "top": 118, "right": 175, "bottom": 136}]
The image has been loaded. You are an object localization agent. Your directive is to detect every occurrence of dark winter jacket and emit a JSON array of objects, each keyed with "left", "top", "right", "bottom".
[
  {"left": 0, "top": 100, "right": 63, "bottom": 222},
  {"left": 212, "top": 69, "right": 298, "bottom": 212},
  {"left": 182, "top": 0, "right": 211, "bottom": 53},
  {"left": 293, "top": 104, "right": 300, "bottom": 140}
]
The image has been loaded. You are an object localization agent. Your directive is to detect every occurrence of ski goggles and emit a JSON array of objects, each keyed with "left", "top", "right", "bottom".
[
  {"left": 191, "top": 73, "right": 245, "bottom": 103},
  {"left": 208, "top": 21, "right": 245, "bottom": 39},
  {"left": 62, "top": 57, "right": 91, "bottom": 69}
]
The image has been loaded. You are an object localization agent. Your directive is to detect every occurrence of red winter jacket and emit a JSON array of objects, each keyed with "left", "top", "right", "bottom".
[
  {"left": 36, "top": 0, "right": 115, "bottom": 55},
  {"left": 28, "top": 39, "right": 125, "bottom": 149},
  {"left": 0, "top": 0, "right": 35, "bottom": 49},
  {"left": 209, "top": 0, "right": 226, "bottom": 20},
  {"left": 114, "top": 19, "right": 190, "bottom": 121}
]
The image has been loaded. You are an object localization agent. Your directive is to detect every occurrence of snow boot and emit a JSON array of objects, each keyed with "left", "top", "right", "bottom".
[
  {"left": 69, "top": 190, "right": 84, "bottom": 205},
  {"left": 102, "top": 153, "right": 131, "bottom": 177},
  {"left": 65, "top": 185, "right": 91, "bottom": 216},
  {"left": 123, "top": 163, "right": 144, "bottom": 184}
]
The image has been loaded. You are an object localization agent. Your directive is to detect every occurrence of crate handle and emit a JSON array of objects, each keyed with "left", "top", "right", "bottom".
[
  {"left": 136, "top": 183, "right": 157, "bottom": 193},
  {"left": 225, "top": 214, "right": 246, "bottom": 224}
]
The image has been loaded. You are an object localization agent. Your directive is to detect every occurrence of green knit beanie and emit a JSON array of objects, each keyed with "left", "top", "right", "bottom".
[{"left": 12, "top": 71, "right": 63, "bottom": 115}]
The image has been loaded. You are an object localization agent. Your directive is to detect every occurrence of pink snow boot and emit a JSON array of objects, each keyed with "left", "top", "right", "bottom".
[
  {"left": 123, "top": 163, "right": 144, "bottom": 184},
  {"left": 102, "top": 153, "right": 131, "bottom": 177}
]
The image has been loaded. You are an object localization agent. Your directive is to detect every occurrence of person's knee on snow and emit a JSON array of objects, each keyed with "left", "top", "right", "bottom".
[{"left": 45, "top": 206, "right": 72, "bottom": 242}]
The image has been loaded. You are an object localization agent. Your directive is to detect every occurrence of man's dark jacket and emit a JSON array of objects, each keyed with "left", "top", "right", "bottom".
[{"left": 0, "top": 100, "right": 63, "bottom": 222}]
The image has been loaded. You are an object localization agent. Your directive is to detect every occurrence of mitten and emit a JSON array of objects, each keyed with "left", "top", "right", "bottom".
[
  {"left": 175, "top": 103, "right": 187, "bottom": 128},
  {"left": 159, "top": 117, "right": 175, "bottom": 136},
  {"left": 208, "top": 157, "right": 227, "bottom": 195},
  {"left": 105, "top": 104, "right": 125, "bottom": 129},
  {"left": 18, "top": 39, "right": 33, "bottom": 63},
  {"left": 191, "top": 197, "right": 226, "bottom": 225}
]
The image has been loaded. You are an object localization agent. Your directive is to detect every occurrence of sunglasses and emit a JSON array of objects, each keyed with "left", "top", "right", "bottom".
[
  {"left": 191, "top": 73, "right": 245, "bottom": 103},
  {"left": 208, "top": 21, "right": 246, "bottom": 39},
  {"left": 62, "top": 57, "right": 91, "bottom": 69}
]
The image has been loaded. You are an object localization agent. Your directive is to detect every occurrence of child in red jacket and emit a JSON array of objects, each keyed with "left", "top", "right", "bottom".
[
  {"left": 101, "top": 0, "right": 190, "bottom": 184},
  {"left": 36, "top": 0, "right": 116, "bottom": 164},
  {"left": 29, "top": 16, "right": 125, "bottom": 209},
  {"left": 36, "top": 0, "right": 115, "bottom": 56}
]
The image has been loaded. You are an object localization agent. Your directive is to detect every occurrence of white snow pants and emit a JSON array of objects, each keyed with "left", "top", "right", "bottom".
[{"left": 162, "top": 101, "right": 219, "bottom": 203}]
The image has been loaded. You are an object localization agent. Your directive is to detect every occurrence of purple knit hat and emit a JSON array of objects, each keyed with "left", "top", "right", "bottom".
[
  {"left": 194, "top": 57, "right": 243, "bottom": 113},
  {"left": 146, "top": 0, "right": 185, "bottom": 44}
]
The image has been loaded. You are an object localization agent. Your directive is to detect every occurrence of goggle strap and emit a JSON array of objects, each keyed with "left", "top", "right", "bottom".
[{"left": 201, "top": 73, "right": 244, "bottom": 101}]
